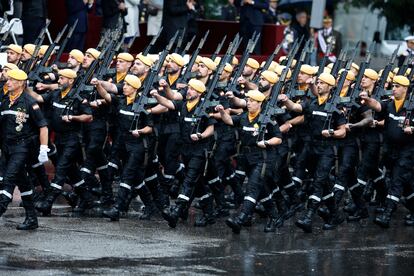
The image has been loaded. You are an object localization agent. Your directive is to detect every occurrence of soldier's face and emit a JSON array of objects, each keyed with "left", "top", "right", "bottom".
[
  {"left": 392, "top": 83, "right": 408, "bottom": 100},
  {"left": 350, "top": 67, "right": 359, "bottom": 76},
  {"left": 67, "top": 55, "right": 80, "bottom": 69},
  {"left": 130, "top": 59, "right": 147, "bottom": 77},
  {"left": 242, "top": 65, "right": 254, "bottom": 77},
  {"left": 6, "top": 78, "right": 24, "bottom": 92},
  {"left": 116, "top": 59, "right": 132, "bottom": 73},
  {"left": 197, "top": 63, "right": 209, "bottom": 78},
  {"left": 191, "top": 63, "right": 199, "bottom": 73},
  {"left": 246, "top": 98, "right": 261, "bottom": 113},
  {"left": 220, "top": 70, "right": 230, "bottom": 81},
  {"left": 298, "top": 72, "right": 311, "bottom": 84},
  {"left": 316, "top": 80, "right": 330, "bottom": 95},
  {"left": 58, "top": 76, "right": 73, "bottom": 90},
  {"left": 6, "top": 50, "right": 20, "bottom": 64},
  {"left": 258, "top": 77, "right": 271, "bottom": 92},
  {"left": 166, "top": 61, "right": 180, "bottom": 74},
  {"left": 123, "top": 82, "right": 136, "bottom": 96},
  {"left": 361, "top": 76, "right": 374, "bottom": 89},
  {"left": 186, "top": 86, "right": 200, "bottom": 101},
  {"left": 21, "top": 50, "right": 31, "bottom": 61},
  {"left": 0, "top": 68, "right": 9, "bottom": 81},
  {"left": 83, "top": 53, "right": 95, "bottom": 68},
  {"left": 407, "top": 40, "right": 414, "bottom": 50}
]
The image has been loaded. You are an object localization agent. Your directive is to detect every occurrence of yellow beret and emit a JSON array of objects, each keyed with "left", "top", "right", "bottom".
[
  {"left": 232, "top": 57, "right": 239, "bottom": 66},
  {"left": 69, "top": 49, "right": 85, "bottom": 63},
  {"left": 7, "top": 69, "right": 28, "bottom": 81},
  {"left": 58, "top": 69, "right": 77, "bottom": 79},
  {"left": 261, "top": 70, "right": 279, "bottom": 84},
  {"left": 338, "top": 69, "right": 355, "bottom": 81},
  {"left": 7, "top": 44, "right": 22, "bottom": 54},
  {"left": 214, "top": 56, "right": 221, "bottom": 65},
  {"left": 275, "top": 65, "right": 292, "bottom": 79},
  {"left": 379, "top": 69, "right": 394, "bottom": 83},
  {"left": 260, "top": 61, "right": 279, "bottom": 72},
  {"left": 125, "top": 74, "right": 142, "bottom": 89},
  {"left": 86, "top": 48, "right": 101, "bottom": 59},
  {"left": 169, "top": 53, "right": 185, "bottom": 67},
  {"left": 300, "top": 64, "right": 316, "bottom": 75},
  {"left": 318, "top": 72, "right": 336, "bottom": 86},
  {"left": 117, "top": 52, "right": 134, "bottom": 62},
  {"left": 136, "top": 53, "right": 154, "bottom": 67},
  {"left": 23, "top": 44, "right": 36, "bottom": 56},
  {"left": 323, "top": 67, "right": 332, "bottom": 74},
  {"left": 405, "top": 68, "right": 411, "bottom": 77},
  {"left": 351, "top": 63, "right": 360, "bottom": 72},
  {"left": 188, "top": 78, "right": 206, "bottom": 93},
  {"left": 3, "top": 63, "right": 19, "bottom": 70},
  {"left": 224, "top": 63, "right": 233, "bottom": 73},
  {"left": 363, "top": 68, "right": 379, "bottom": 81},
  {"left": 39, "top": 45, "right": 49, "bottom": 56},
  {"left": 278, "top": 56, "right": 287, "bottom": 63},
  {"left": 327, "top": 63, "right": 334, "bottom": 70},
  {"left": 246, "top": 58, "right": 260, "bottom": 69},
  {"left": 393, "top": 75, "right": 410, "bottom": 87},
  {"left": 246, "top": 90, "right": 266, "bottom": 102},
  {"left": 200, "top": 57, "right": 217, "bottom": 71}
]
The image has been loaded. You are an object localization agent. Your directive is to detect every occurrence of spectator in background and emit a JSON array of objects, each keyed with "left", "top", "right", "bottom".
[
  {"left": 264, "top": 0, "right": 278, "bottom": 24},
  {"left": 398, "top": 36, "right": 414, "bottom": 67},
  {"left": 279, "top": 13, "right": 294, "bottom": 55},
  {"left": 22, "top": 0, "right": 47, "bottom": 44},
  {"left": 187, "top": 0, "right": 202, "bottom": 43},
  {"left": 146, "top": 0, "right": 163, "bottom": 37},
  {"left": 101, "top": 0, "right": 127, "bottom": 36},
  {"left": 0, "top": 0, "right": 10, "bottom": 15},
  {"left": 65, "top": 0, "right": 94, "bottom": 52},
  {"left": 235, "top": 0, "right": 269, "bottom": 55},
  {"left": 161, "top": 0, "right": 192, "bottom": 49},
  {"left": 221, "top": 0, "right": 237, "bottom": 21},
  {"left": 315, "top": 16, "right": 342, "bottom": 64},
  {"left": 124, "top": 0, "right": 140, "bottom": 49},
  {"left": 291, "top": 10, "right": 310, "bottom": 59}
]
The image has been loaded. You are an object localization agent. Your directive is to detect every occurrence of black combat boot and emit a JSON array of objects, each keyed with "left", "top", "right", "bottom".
[
  {"left": 225, "top": 212, "right": 249, "bottom": 234},
  {"left": 16, "top": 196, "right": 38, "bottom": 230},
  {"left": 103, "top": 186, "right": 130, "bottom": 221},
  {"left": 137, "top": 185, "right": 157, "bottom": 220},
  {"left": 194, "top": 195, "right": 216, "bottom": 227},
  {"left": 374, "top": 199, "right": 396, "bottom": 228},
  {"left": 263, "top": 201, "right": 283, "bottom": 233},
  {"left": 62, "top": 190, "right": 79, "bottom": 208},
  {"left": 73, "top": 186, "right": 97, "bottom": 215},
  {"left": 0, "top": 195, "right": 11, "bottom": 218},
  {"left": 35, "top": 187, "right": 62, "bottom": 216},
  {"left": 295, "top": 200, "right": 318, "bottom": 233},
  {"left": 323, "top": 197, "right": 345, "bottom": 230},
  {"left": 161, "top": 200, "right": 187, "bottom": 228}
]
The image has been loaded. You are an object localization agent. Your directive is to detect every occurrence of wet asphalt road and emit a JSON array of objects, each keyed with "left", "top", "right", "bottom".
[{"left": 1, "top": 205, "right": 413, "bottom": 275}]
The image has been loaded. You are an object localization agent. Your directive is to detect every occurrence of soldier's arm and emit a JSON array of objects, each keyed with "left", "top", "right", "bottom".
[
  {"left": 150, "top": 89, "right": 175, "bottom": 110},
  {"left": 278, "top": 94, "right": 303, "bottom": 113},
  {"left": 39, "top": 126, "right": 48, "bottom": 146},
  {"left": 349, "top": 109, "right": 373, "bottom": 129},
  {"left": 334, "top": 124, "right": 347, "bottom": 139},
  {"left": 359, "top": 91, "right": 382, "bottom": 112},
  {"left": 288, "top": 115, "right": 304, "bottom": 126},
  {"left": 148, "top": 104, "right": 169, "bottom": 114},
  {"left": 225, "top": 91, "right": 247, "bottom": 108},
  {"left": 216, "top": 105, "right": 234, "bottom": 125},
  {"left": 137, "top": 126, "right": 153, "bottom": 135},
  {"left": 200, "top": 124, "right": 214, "bottom": 139},
  {"left": 99, "top": 80, "right": 118, "bottom": 94},
  {"left": 93, "top": 80, "right": 112, "bottom": 103},
  {"left": 160, "top": 78, "right": 183, "bottom": 101},
  {"left": 25, "top": 87, "right": 45, "bottom": 103}
]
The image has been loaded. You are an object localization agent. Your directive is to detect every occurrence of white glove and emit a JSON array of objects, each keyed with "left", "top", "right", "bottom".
[{"left": 38, "top": 145, "right": 50, "bottom": 163}]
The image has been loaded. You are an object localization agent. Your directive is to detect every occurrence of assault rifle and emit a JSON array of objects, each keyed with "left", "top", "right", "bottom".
[
  {"left": 251, "top": 40, "right": 284, "bottom": 84},
  {"left": 373, "top": 45, "right": 400, "bottom": 101},
  {"left": 142, "top": 26, "right": 163, "bottom": 55},
  {"left": 210, "top": 35, "right": 227, "bottom": 60},
  {"left": 54, "top": 19, "right": 78, "bottom": 63},
  {"left": 22, "top": 20, "right": 51, "bottom": 73},
  {"left": 129, "top": 32, "right": 178, "bottom": 131}
]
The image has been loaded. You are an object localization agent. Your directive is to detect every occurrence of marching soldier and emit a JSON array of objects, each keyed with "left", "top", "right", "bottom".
[
  {"left": 0, "top": 69, "right": 49, "bottom": 230},
  {"left": 360, "top": 75, "right": 414, "bottom": 228},
  {"left": 6, "top": 44, "right": 23, "bottom": 66},
  {"left": 26, "top": 69, "right": 95, "bottom": 215},
  {"left": 279, "top": 72, "right": 346, "bottom": 233}
]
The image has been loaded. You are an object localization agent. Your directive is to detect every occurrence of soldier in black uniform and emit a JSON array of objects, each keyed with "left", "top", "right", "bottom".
[
  {"left": 279, "top": 72, "right": 347, "bottom": 233},
  {"left": 151, "top": 79, "right": 217, "bottom": 228},
  {"left": 26, "top": 69, "right": 95, "bottom": 215},
  {"left": 217, "top": 89, "right": 283, "bottom": 233},
  {"left": 93, "top": 74, "right": 156, "bottom": 221},
  {"left": 0, "top": 69, "right": 49, "bottom": 230},
  {"left": 360, "top": 75, "right": 414, "bottom": 228}
]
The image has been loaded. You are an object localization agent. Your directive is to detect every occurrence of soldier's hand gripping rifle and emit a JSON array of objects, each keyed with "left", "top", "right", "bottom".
[
  {"left": 397, "top": 51, "right": 414, "bottom": 76},
  {"left": 28, "top": 24, "right": 69, "bottom": 84},
  {"left": 22, "top": 20, "right": 51, "bottom": 73},
  {"left": 142, "top": 26, "right": 163, "bottom": 55},
  {"left": 251, "top": 40, "right": 284, "bottom": 85},
  {"left": 285, "top": 39, "right": 312, "bottom": 99},
  {"left": 53, "top": 19, "right": 78, "bottom": 63},
  {"left": 225, "top": 33, "right": 260, "bottom": 95},
  {"left": 373, "top": 45, "right": 400, "bottom": 101},
  {"left": 210, "top": 35, "right": 227, "bottom": 60},
  {"left": 129, "top": 32, "right": 178, "bottom": 132},
  {"left": 343, "top": 43, "right": 374, "bottom": 111},
  {"left": 177, "top": 30, "right": 209, "bottom": 84},
  {"left": 191, "top": 38, "right": 237, "bottom": 135},
  {"left": 323, "top": 55, "right": 355, "bottom": 133},
  {"left": 61, "top": 43, "right": 112, "bottom": 116}
]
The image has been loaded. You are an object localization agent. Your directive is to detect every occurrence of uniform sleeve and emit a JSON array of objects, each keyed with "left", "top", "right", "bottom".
[
  {"left": 28, "top": 100, "right": 48, "bottom": 128},
  {"left": 178, "top": 88, "right": 187, "bottom": 99},
  {"left": 40, "top": 91, "right": 53, "bottom": 104},
  {"left": 231, "top": 115, "right": 241, "bottom": 127},
  {"left": 334, "top": 111, "right": 347, "bottom": 127},
  {"left": 172, "top": 100, "right": 183, "bottom": 111},
  {"left": 116, "top": 83, "right": 124, "bottom": 94},
  {"left": 300, "top": 100, "right": 309, "bottom": 114},
  {"left": 143, "top": 113, "right": 154, "bottom": 127},
  {"left": 207, "top": 116, "right": 216, "bottom": 126},
  {"left": 377, "top": 101, "right": 389, "bottom": 120},
  {"left": 79, "top": 100, "right": 92, "bottom": 115},
  {"left": 267, "top": 122, "right": 282, "bottom": 139}
]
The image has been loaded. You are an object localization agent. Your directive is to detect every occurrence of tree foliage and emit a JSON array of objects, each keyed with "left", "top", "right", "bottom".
[{"left": 347, "top": 0, "right": 414, "bottom": 32}]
